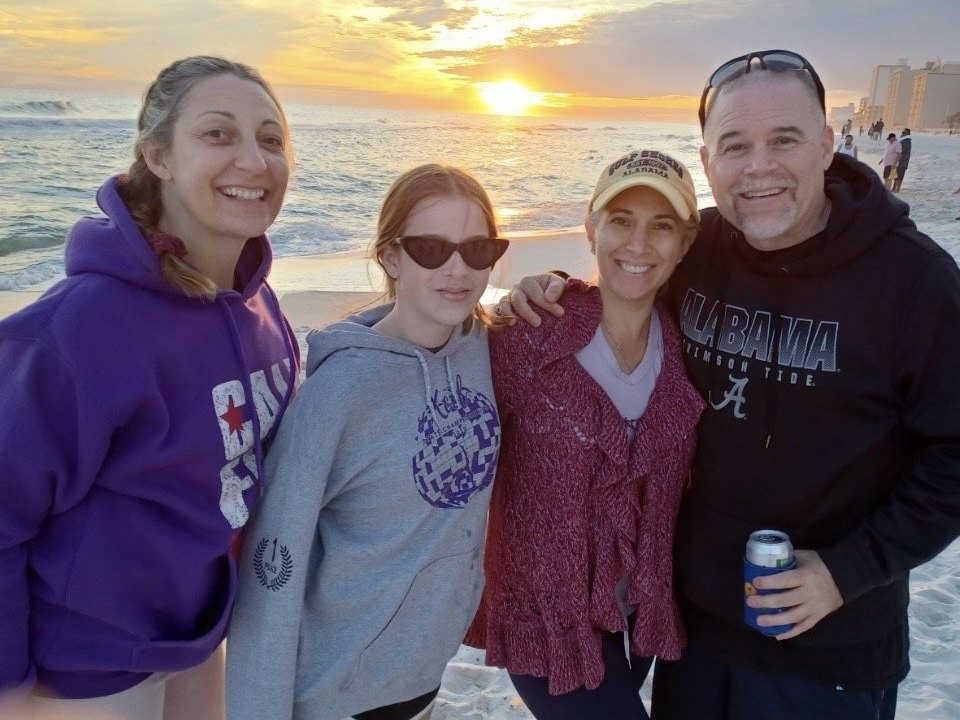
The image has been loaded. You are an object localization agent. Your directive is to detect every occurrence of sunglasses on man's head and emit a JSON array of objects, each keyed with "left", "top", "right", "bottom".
[
  {"left": 393, "top": 235, "right": 509, "bottom": 270},
  {"left": 698, "top": 49, "right": 826, "bottom": 130}
]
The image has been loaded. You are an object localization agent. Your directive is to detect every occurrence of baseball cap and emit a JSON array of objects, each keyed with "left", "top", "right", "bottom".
[{"left": 589, "top": 149, "right": 699, "bottom": 222}]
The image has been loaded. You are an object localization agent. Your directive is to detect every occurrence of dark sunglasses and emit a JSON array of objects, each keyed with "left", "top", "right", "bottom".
[
  {"left": 698, "top": 49, "right": 826, "bottom": 130},
  {"left": 393, "top": 235, "right": 509, "bottom": 270}
]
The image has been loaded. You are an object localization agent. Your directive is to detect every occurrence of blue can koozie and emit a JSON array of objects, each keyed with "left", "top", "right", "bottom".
[{"left": 743, "top": 530, "right": 796, "bottom": 636}]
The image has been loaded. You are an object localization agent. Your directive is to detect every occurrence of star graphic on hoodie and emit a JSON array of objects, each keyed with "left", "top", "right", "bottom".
[{"left": 219, "top": 396, "right": 247, "bottom": 437}]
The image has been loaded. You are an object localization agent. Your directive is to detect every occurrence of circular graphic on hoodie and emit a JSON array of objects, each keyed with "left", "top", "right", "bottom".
[{"left": 413, "top": 376, "right": 500, "bottom": 509}]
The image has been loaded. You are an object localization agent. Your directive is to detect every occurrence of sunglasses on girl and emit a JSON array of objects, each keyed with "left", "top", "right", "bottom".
[
  {"left": 698, "top": 49, "right": 826, "bottom": 129},
  {"left": 393, "top": 235, "right": 509, "bottom": 270}
]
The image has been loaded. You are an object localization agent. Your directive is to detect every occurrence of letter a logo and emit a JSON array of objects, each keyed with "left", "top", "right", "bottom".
[{"left": 710, "top": 375, "right": 748, "bottom": 419}]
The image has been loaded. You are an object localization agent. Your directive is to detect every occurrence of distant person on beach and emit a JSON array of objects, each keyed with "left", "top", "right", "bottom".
[
  {"left": 837, "top": 133, "right": 859, "bottom": 159},
  {"left": 881, "top": 132, "right": 903, "bottom": 190},
  {"left": 500, "top": 48, "right": 960, "bottom": 719},
  {"left": 893, "top": 128, "right": 912, "bottom": 192},
  {"left": 226, "top": 164, "right": 507, "bottom": 720},
  {"left": 0, "top": 56, "right": 298, "bottom": 718},
  {"left": 464, "top": 149, "right": 704, "bottom": 718}
]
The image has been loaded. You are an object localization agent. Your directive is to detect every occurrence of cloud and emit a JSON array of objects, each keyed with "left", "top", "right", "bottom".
[
  {"left": 0, "top": 0, "right": 307, "bottom": 88},
  {"left": 381, "top": 0, "right": 479, "bottom": 30},
  {"left": 2, "top": 0, "right": 958, "bottom": 118},
  {"left": 435, "top": 0, "right": 960, "bottom": 102}
]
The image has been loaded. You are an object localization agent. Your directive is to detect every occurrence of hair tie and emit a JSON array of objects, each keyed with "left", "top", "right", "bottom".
[{"left": 147, "top": 231, "right": 187, "bottom": 259}]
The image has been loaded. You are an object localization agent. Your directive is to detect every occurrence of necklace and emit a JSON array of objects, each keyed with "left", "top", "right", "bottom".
[{"left": 601, "top": 318, "right": 648, "bottom": 374}]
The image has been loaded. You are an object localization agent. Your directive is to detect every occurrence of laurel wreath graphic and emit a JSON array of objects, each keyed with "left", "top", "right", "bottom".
[{"left": 253, "top": 537, "right": 293, "bottom": 592}]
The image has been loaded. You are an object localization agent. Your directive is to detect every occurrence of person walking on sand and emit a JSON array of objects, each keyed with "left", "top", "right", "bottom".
[
  {"left": 226, "top": 165, "right": 509, "bottom": 720},
  {"left": 500, "top": 48, "right": 960, "bottom": 720},
  {"left": 465, "top": 149, "right": 704, "bottom": 718},
  {"left": 892, "top": 128, "right": 912, "bottom": 192},
  {"left": 837, "top": 133, "right": 859, "bottom": 159},
  {"left": 0, "top": 56, "right": 299, "bottom": 718},
  {"left": 881, "top": 132, "right": 902, "bottom": 190}
]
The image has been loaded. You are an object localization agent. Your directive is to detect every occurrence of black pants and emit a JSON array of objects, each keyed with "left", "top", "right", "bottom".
[
  {"left": 352, "top": 686, "right": 439, "bottom": 720},
  {"left": 509, "top": 630, "right": 654, "bottom": 719},
  {"left": 651, "top": 644, "right": 897, "bottom": 720}
]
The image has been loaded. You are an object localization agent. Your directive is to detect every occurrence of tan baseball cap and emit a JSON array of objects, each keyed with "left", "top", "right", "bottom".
[{"left": 590, "top": 149, "right": 699, "bottom": 222}]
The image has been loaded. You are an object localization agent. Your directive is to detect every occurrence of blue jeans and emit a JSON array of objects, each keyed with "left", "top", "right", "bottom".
[
  {"left": 651, "top": 644, "right": 897, "bottom": 720},
  {"left": 509, "top": 630, "right": 654, "bottom": 719}
]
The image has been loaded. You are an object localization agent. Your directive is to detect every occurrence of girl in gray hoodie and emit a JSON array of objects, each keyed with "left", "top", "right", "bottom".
[{"left": 226, "top": 165, "right": 509, "bottom": 719}]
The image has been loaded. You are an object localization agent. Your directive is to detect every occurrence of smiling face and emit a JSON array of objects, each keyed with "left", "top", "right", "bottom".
[
  {"left": 590, "top": 185, "right": 694, "bottom": 307},
  {"left": 700, "top": 72, "right": 834, "bottom": 251},
  {"left": 143, "top": 73, "right": 289, "bottom": 265},
  {"left": 379, "top": 194, "right": 494, "bottom": 347}
]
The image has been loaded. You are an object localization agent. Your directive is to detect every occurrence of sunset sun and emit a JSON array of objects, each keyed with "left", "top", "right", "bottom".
[{"left": 478, "top": 80, "right": 544, "bottom": 116}]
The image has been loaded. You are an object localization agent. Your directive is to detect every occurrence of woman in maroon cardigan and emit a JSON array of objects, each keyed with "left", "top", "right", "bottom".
[{"left": 466, "top": 149, "right": 705, "bottom": 718}]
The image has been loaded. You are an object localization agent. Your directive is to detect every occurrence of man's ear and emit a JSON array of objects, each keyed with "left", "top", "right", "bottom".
[
  {"left": 820, "top": 125, "right": 836, "bottom": 170},
  {"left": 141, "top": 141, "right": 172, "bottom": 181},
  {"left": 699, "top": 145, "right": 712, "bottom": 185}
]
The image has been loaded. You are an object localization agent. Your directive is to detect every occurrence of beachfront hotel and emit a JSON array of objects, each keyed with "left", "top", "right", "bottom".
[{"left": 853, "top": 58, "right": 960, "bottom": 131}]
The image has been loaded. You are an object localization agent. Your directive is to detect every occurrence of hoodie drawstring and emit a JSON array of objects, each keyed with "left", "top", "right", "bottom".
[
  {"left": 443, "top": 357, "right": 460, "bottom": 410},
  {"left": 413, "top": 351, "right": 461, "bottom": 429},
  {"left": 413, "top": 350, "right": 440, "bottom": 428}
]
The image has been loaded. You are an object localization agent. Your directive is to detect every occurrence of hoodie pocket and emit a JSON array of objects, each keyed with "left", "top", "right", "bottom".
[
  {"left": 129, "top": 556, "right": 236, "bottom": 673},
  {"left": 349, "top": 547, "right": 484, "bottom": 692}
]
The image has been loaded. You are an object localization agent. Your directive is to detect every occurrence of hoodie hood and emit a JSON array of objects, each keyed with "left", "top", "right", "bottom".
[
  {"left": 306, "top": 304, "right": 483, "bottom": 429},
  {"left": 306, "top": 304, "right": 478, "bottom": 375},
  {"left": 64, "top": 175, "right": 273, "bottom": 300}
]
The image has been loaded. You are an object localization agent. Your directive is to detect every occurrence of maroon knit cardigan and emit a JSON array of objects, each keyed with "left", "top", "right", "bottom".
[{"left": 465, "top": 280, "right": 705, "bottom": 695}]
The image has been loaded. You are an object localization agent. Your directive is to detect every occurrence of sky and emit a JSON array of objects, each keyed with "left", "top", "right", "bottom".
[{"left": 2, "top": 0, "right": 959, "bottom": 121}]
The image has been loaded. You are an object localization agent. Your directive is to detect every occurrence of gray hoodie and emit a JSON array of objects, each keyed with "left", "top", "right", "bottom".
[{"left": 226, "top": 305, "right": 500, "bottom": 719}]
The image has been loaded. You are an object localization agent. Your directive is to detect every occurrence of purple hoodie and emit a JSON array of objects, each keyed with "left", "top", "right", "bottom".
[{"left": 0, "top": 176, "right": 298, "bottom": 698}]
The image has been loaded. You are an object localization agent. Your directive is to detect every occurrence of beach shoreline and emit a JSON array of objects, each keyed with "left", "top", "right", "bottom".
[{"left": 0, "top": 228, "right": 592, "bottom": 327}]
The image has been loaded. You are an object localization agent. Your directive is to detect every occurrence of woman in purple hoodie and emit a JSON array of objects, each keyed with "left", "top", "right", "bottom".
[{"left": 0, "top": 56, "right": 298, "bottom": 717}]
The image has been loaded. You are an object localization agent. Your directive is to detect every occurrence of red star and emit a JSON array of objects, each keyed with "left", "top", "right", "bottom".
[{"left": 219, "top": 397, "right": 247, "bottom": 435}]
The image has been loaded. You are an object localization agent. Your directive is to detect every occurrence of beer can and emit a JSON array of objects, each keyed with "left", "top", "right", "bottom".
[{"left": 743, "top": 529, "right": 796, "bottom": 636}]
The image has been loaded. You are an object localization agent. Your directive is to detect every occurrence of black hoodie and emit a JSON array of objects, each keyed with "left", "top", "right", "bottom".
[{"left": 666, "top": 153, "right": 960, "bottom": 690}]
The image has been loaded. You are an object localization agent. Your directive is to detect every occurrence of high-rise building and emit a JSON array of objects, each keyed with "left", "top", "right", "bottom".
[
  {"left": 885, "top": 67, "right": 919, "bottom": 127},
  {"left": 868, "top": 59, "right": 910, "bottom": 111},
  {"left": 907, "top": 62, "right": 960, "bottom": 128}
]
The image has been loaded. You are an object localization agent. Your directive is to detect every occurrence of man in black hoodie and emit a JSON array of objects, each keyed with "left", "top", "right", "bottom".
[
  {"left": 657, "top": 50, "right": 960, "bottom": 720},
  {"left": 500, "top": 50, "right": 960, "bottom": 720}
]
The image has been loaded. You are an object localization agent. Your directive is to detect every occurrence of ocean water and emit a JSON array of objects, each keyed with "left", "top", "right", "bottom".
[
  {"left": 0, "top": 88, "right": 709, "bottom": 293},
  {"left": 2, "top": 89, "right": 959, "bottom": 295}
]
